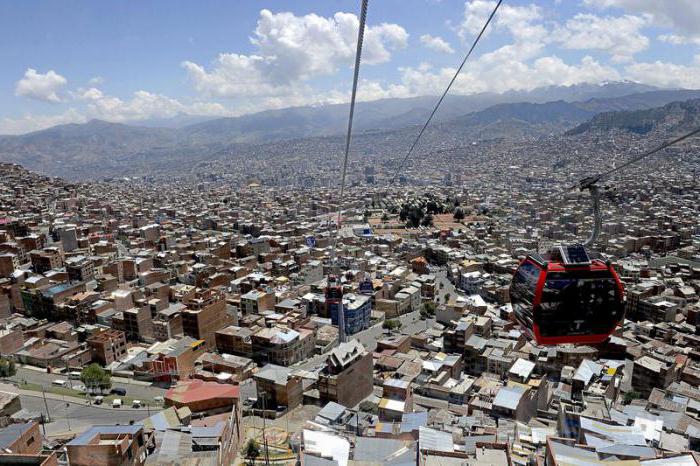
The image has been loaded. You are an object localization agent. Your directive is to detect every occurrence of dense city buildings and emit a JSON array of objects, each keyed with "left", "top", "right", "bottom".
[{"left": 0, "top": 90, "right": 699, "bottom": 465}]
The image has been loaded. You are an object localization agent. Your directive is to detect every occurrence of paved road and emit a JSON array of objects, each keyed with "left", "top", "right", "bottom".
[
  {"left": 21, "top": 394, "right": 150, "bottom": 437},
  {"left": 433, "top": 268, "right": 457, "bottom": 303},
  {"left": 10, "top": 367, "right": 167, "bottom": 401},
  {"left": 297, "top": 310, "right": 429, "bottom": 371}
]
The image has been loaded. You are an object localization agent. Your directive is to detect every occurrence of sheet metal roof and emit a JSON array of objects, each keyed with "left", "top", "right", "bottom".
[
  {"left": 0, "top": 422, "right": 34, "bottom": 450},
  {"left": 493, "top": 385, "right": 526, "bottom": 410},
  {"left": 68, "top": 424, "right": 142, "bottom": 446},
  {"left": 509, "top": 358, "right": 535, "bottom": 379},
  {"left": 303, "top": 429, "right": 349, "bottom": 466},
  {"left": 317, "top": 401, "right": 346, "bottom": 423},
  {"left": 579, "top": 417, "right": 647, "bottom": 446},
  {"left": 418, "top": 426, "right": 452, "bottom": 453}
]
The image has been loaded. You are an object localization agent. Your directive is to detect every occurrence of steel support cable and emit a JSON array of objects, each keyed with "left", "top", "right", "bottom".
[
  {"left": 330, "top": 0, "right": 368, "bottom": 343},
  {"left": 331, "top": 0, "right": 368, "bottom": 260},
  {"left": 537, "top": 125, "right": 700, "bottom": 247},
  {"left": 538, "top": 125, "right": 700, "bottom": 205},
  {"left": 573, "top": 125, "right": 700, "bottom": 190},
  {"left": 389, "top": 0, "right": 504, "bottom": 184}
]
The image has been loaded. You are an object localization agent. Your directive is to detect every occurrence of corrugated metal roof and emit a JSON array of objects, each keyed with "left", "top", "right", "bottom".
[
  {"left": 579, "top": 417, "right": 647, "bottom": 446},
  {"left": 418, "top": 426, "right": 452, "bottom": 453},
  {"left": 574, "top": 359, "right": 603, "bottom": 385},
  {"left": 642, "top": 455, "right": 699, "bottom": 466},
  {"left": 317, "top": 401, "right": 346, "bottom": 422},
  {"left": 400, "top": 412, "right": 427, "bottom": 433},
  {"left": 303, "top": 430, "right": 349, "bottom": 466},
  {"left": 353, "top": 437, "right": 406, "bottom": 462},
  {"left": 0, "top": 422, "right": 34, "bottom": 450},
  {"left": 68, "top": 424, "right": 142, "bottom": 446},
  {"left": 509, "top": 358, "right": 535, "bottom": 379},
  {"left": 492, "top": 385, "right": 526, "bottom": 410},
  {"left": 379, "top": 398, "right": 406, "bottom": 412}
]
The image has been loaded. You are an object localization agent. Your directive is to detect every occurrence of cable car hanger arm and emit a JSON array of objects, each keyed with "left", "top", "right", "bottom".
[
  {"left": 569, "top": 125, "right": 700, "bottom": 247},
  {"left": 572, "top": 125, "right": 700, "bottom": 192}
]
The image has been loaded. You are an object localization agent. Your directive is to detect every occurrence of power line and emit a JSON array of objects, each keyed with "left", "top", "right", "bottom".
[{"left": 389, "top": 0, "right": 504, "bottom": 184}]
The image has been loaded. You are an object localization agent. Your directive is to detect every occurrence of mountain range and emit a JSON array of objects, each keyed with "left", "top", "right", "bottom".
[{"left": 1, "top": 82, "right": 699, "bottom": 179}]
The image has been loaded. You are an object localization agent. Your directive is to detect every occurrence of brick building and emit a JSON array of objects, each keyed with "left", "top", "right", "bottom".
[
  {"left": 318, "top": 339, "right": 374, "bottom": 408},
  {"left": 182, "top": 289, "right": 230, "bottom": 349},
  {"left": 87, "top": 329, "right": 127, "bottom": 366},
  {"left": 65, "top": 425, "right": 152, "bottom": 466}
]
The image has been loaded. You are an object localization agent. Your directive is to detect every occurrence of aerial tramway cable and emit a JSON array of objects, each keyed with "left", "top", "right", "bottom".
[
  {"left": 389, "top": 0, "right": 504, "bottom": 184},
  {"left": 571, "top": 125, "right": 700, "bottom": 191},
  {"left": 537, "top": 125, "right": 700, "bottom": 248},
  {"left": 329, "top": 0, "right": 369, "bottom": 343}
]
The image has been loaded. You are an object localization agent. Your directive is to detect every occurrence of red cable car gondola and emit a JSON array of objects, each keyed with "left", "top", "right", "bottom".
[{"left": 509, "top": 244, "right": 625, "bottom": 345}]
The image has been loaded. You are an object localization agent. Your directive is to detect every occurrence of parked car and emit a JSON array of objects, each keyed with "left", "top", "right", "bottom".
[
  {"left": 111, "top": 387, "right": 127, "bottom": 396},
  {"left": 132, "top": 400, "right": 141, "bottom": 408},
  {"left": 52, "top": 379, "right": 67, "bottom": 387},
  {"left": 112, "top": 399, "right": 122, "bottom": 408},
  {"left": 94, "top": 396, "right": 104, "bottom": 405}
]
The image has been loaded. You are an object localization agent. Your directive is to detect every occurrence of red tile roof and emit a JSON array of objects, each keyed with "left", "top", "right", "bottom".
[{"left": 165, "top": 379, "right": 239, "bottom": 404}]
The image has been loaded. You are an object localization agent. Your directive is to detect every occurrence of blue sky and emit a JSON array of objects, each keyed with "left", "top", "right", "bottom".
[{"left": 1, "top": 0, "right": 700, "bottom": 134}]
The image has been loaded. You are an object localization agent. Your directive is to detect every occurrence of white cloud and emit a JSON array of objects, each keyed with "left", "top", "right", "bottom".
[
  {"left": 362, "top": 54, "right": 620, "bottom": 99},
  {"left": 1, "top": 89, "right": 230, "bottom": 135},
  {"left": 420, "top": 34, "right": 454, "bottom": 54},
  {"left": 7, "top": 1, "right": 700, "bottom": 135},
  {"left": 0, "top": 109, "right": 86, "bottom": 135},
  {"left": 625, "top": 58, "right": 700, "bottom": 89},
  {"left": 73, "top": 87, "right": 105, "bottom": 101},
  {"left": 658, "top": 34, "right": 700, "bottom": 46},
  {"left": 555, "top": 14, "right": 649, "bottom": 62},
  {"left": 85, "top": 90, "right": 229, "bottom": 122},
  {"left": 584, "top": 0, "right": 700, "bottom": 43},
  {"left": 459, "top": 1, "right": 545, "bottom": 44},
  {"left": 182, "top": 54, "right": 292, "bottom": 99},
  {"left": 183, "top": 9, "right": 408, "bottom": 99},
  {"left": 15, "top": 68, "right": 68, "bottom": 103}
]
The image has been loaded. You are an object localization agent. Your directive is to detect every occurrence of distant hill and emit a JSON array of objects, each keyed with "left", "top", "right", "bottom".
[
  {"left": 0, "top": 120, "right": 178, "bottom": 176},
  {"left": 2, "top": 82, "right": 700, "bottom": 179},
  {"left": 567, "top": 98, "right": 700, "bottom": 135},
  {"left": 179, "top": 81, "right": 668, "bottom": 142}
]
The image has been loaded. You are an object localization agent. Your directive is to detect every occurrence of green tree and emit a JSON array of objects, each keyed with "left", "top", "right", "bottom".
[
  {"left": 381, "top": 213, "right": 389, "bottom": 222},
  {"left": 453, "top": 208, "right": 465, "bottom": 221},
  {"left": 243, "top": 439, "right": 261, "bottom": 465},
  {"left": 359, "top": 400, "right": 378, "bottom": 414},
  {"left": 623, "top": 391, "right": 641, "bottom": 405},
  {"left": 421, "top": 214, "right": 434, "bottom": 227},
  {"left": 81, "top": 363, "right": 111, "bottom": 393},
  {"left": 420, "top": 301, "right": 438, "bottom": 320},
  {"left": 0, "top": 358, "right": 16, "bottom": 378},
  {"left": 407, "top": 207, "right": 424, "bottom": 228},
  {"left": 383, "top": 319, "right": 401, "bottom": 330}
]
